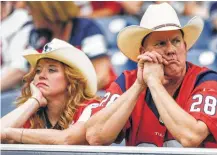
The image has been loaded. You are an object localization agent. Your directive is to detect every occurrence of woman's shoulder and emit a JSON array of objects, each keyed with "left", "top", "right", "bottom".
[
  {"left": 23, "top": 120, "right": 31, "bottom": 128},
  {"left": 73, "top": 98, "right": 100, "bottom": 123}
]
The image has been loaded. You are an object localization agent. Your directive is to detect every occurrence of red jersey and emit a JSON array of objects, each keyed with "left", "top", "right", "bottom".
[{"left": 92, "top": 62, "right": 217, "bottom": 148}]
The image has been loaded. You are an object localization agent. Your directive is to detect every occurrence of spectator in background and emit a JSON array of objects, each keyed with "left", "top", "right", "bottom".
[
  {"left": 120, "top": 1, "right": 209, "bottom": 20},
  {"left": 1, "top": 39, "right": 98, "bottom": 144},
  {"left": 120, "top": 1, "right": 186, "bottom": 20},
  {"left": 75, "top": 1, "right": 122, "bottom": 18},
  {"left": 1, "top": 1, "right": 33, "bottom": 92},
  {"left": 183, "top": 1, "right": 209, "bottom": 19},
  {"left": 26, "top": 1, "right": 116, "bottom": 91},
  {"left": 209, "top": 2, "right": 217, "bottom": 52},
  {"left": 210, "top": 2, "right": 217, "bottom": 37}
]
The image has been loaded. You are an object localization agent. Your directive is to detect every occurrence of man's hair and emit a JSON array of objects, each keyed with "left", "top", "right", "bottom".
[{"left": 141, "top": 29, "right": 185, "bottom": 46}]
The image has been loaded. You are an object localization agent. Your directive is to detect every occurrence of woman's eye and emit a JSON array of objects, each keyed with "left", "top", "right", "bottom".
[
  {"left": 35, "top": 69, "right": 41, "bottom": 74},
  {"left": 49, "top": 68, "right": 56, "bottom": 73}
]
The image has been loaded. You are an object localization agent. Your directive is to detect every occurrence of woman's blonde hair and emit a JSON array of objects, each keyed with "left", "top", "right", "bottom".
[
  {"left": 26, "top": 1, "right": 79, "bottom": 23},
  {"left": 16, "top": 58, "right": 94, "bottom": 129}
]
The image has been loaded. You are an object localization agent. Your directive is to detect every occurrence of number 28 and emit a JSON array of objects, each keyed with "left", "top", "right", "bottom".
[{"left": 190, "top": 94, "right": 217, "bottom": 116}]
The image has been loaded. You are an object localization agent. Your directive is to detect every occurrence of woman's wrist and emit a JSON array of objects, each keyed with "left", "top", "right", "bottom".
[{"left": 29, "top": 97, "right": 40, "bottom": 108}]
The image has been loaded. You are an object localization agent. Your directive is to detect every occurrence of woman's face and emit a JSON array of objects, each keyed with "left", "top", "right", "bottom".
[{"left": 33, "top": 59, "right": 68, "bottom": 97}]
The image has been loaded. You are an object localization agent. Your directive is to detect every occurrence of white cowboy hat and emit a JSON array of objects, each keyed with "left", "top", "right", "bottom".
[
  {"left": 117, "top": 2, "right": 204, "bottom": 62},
  {"left": 23, "top": 38, "right": 97, "bottom": 96}
]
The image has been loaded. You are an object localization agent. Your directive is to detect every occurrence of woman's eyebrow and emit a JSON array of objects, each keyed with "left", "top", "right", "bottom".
[{"left": 49, "top": 64, "right": 58, "bottom": 67}]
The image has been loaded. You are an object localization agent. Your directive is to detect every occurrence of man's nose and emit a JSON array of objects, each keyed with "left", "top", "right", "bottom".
[{"left": 165, "top": 41, "right": 176, "bottom": 56}]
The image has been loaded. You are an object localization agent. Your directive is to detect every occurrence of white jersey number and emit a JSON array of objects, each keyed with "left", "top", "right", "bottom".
[
  {"left": 100, "top": 92, "right": 120, "bottom": 107},
  {"left": 190, "top": 94, "right": 217, "bottom": 116}
]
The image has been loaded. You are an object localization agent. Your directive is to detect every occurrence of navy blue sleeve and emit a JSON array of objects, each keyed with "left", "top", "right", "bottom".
[
  {"left": 195, "top": 70, "right": 217, "bottom": 88},
  {"left": 115, "top": 73, "right": 126, "bottom": 92}
]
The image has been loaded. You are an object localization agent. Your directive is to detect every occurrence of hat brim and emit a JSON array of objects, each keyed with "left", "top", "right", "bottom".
[
  {"left": 23, "top": 48, "right": 97, "bottom": 96},
  {"left": 117, "top": 16, "right": 204, "bottom": 62}
]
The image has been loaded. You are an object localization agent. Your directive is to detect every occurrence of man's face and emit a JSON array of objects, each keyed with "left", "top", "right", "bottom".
[{"left": 142, "top": 30, "right": 187, "bottom": 80}]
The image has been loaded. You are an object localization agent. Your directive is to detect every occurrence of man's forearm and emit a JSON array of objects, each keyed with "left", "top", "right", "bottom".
[
  {"left": 148, "top": 80, "right": 209, "bottom": 146},
  {"left": 86, "top": 81, "right": 145, "bottom": 145}
]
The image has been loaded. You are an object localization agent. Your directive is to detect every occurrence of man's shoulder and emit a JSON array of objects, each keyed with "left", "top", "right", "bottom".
[
  {"left": 122, "top": 69, "right": 137, "bottom": 77},
  {"left": 114, "top": 69, "right": 137, "bottom": 90}
]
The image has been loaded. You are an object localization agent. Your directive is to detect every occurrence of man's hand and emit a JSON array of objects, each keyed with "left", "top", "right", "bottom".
[
  {"left": 137, "top": 51, "right": 167, "bottom": 86},
  {"left": 30, "top": 82, "right": 47, "bottom": 107},
  {"left": 143, "top": 62, "right": 164, "bottom": 85}
]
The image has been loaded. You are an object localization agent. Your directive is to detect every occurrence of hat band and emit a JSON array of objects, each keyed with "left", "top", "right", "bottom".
[{"left": 152, "top": 23, "right": 181, "bottom": 30}]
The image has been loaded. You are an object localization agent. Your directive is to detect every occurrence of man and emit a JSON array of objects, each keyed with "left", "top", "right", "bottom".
[{"left": 85, "top": 3, "right": 217, "bottom": 148}]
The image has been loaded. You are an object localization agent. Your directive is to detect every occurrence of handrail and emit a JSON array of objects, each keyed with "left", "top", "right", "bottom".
[{"left": 1, "top": 144, "right": 217, "bottom": 155}]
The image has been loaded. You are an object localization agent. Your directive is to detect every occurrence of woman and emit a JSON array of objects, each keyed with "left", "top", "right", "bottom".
[
  {"left": 1, "top": 38, "right": 98, "bottom": 144},
  {"left": 26, "top": 1, "right": 117, "bottom": 90}
]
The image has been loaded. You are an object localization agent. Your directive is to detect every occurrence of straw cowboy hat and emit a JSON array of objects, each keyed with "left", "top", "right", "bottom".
[
  {"left": 23, "top": 38, "right": 97, "bottom": 96},
  {"left": 26, "top": 1, "right": 79, "bottom": 23},
  {"left": 117, "top": 2, "right": 204, "bottom": 62}
]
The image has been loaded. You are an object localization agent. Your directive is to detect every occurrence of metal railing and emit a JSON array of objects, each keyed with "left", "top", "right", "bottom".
[{"left": 1, "top": 144, "right": 217, "bottom": 155}]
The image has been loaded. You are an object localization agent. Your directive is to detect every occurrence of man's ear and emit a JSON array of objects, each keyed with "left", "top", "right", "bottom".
[
  {"left": 184, "top": 41, "right": 187, "bottom": 50},
  {"left": 139, "top": 46, "right": 145, "bottom": 54}
]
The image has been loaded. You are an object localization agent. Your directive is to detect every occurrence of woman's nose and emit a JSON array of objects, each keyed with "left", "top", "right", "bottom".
[{"left": 39, "top": 69, "right": 47, "bottom": 80}]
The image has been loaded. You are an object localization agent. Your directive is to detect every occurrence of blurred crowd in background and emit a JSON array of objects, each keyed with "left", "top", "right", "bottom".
[{"left": 1, "top": 1, "right": 217, "bottom": 116}]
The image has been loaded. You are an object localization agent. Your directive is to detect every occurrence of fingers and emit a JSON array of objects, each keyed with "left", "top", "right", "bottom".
[
  {"left": 30, "top": 81, "right": 36, "bottom": 90},
  {"left": 137, "top": 55, "right": 153, "bottom": 63},
  {"left": 162, "top": 55, "right": 169, "bottom": 65},
  {"left": 30, "top": 81, "right": 39, "bottom": 96},
  {"left": 137, "top": 51, "right": 164, "bottom": 64}
]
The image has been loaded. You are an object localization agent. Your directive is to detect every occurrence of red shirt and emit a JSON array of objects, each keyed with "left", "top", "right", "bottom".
[
  {"left": 91, "top": 62, "right": 217, "bottom": 148},
  {"left": 91, "top": 2, "right": 122, "bottom": 14}
]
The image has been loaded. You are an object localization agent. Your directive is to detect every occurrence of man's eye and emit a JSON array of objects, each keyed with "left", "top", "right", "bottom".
[
  {"left": 172, "top": 39, "right": 180, "bottom": 44},
  {"left": 155, "top": 41, "right": 166, "bottom": 46}
]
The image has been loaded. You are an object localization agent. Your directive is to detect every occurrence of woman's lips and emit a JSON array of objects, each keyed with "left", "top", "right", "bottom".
[{"left": 36, "top": 82, "right": 48, "bottom": 87}]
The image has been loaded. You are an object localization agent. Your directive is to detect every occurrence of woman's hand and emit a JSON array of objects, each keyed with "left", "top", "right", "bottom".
[{"left": 30, "top": 82, "right": 47, "bottom": 107}]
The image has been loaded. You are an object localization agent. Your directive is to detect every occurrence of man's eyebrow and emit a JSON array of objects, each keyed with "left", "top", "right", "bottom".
[
  {"left": 155, "top": 39, "right": 166, "bottom": 42},
  {"left": 172, "top": 36, "right": 182, "bottom": 40}
]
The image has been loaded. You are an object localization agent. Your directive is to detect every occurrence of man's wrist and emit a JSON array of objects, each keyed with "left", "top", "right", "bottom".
[
  {"left": 133, "top": 80, "right": 147, "bottom": 92},
  {"left": 146, "top": 78, "right": 162, "bottom": 88}
]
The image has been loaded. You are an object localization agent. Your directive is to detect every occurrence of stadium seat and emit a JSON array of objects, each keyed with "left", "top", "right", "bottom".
[
  {"left": 94, "top": 15, "right": 139, "bottom": 50},
  {"left": 1, "top": 89, "right": 21, "bottom": 117},
  {"left": 179, "top": 16, "right": 213, "bottom": 50},
  {"left": 187, "top": 49, "right": 217, "bottom": 71}
]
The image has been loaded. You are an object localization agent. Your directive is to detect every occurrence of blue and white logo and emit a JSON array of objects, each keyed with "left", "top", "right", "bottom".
[{"left": 43, "top": 43, "right": 53, "bottom": 53}]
